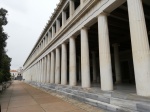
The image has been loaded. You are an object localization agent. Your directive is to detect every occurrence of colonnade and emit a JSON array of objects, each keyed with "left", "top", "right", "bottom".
[{"left": 23, "top": 0, "right": 150, "bottom": 97}]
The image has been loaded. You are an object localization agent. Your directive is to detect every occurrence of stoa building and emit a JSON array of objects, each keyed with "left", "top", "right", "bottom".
[{"left": 23, "top": 0, "right": 150, "bottom": 98}]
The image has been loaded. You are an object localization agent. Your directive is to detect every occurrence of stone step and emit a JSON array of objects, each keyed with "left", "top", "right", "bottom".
[
  {"left": 28, "top": 82, "right": 150, "bottom": 112},
  {"left": 38, "top": 83, "right": 135, "bottom": 112}
]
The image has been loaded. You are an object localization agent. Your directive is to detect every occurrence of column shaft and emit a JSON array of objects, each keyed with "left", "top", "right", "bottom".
[
  {"left": 55, "top": 48, "right": 60, "bottom": 84},
  {"left": 44, "top": 57, "right": 47, "bottom": 83},
  {"left": 98, "top": 13, "right": 113, "bottom": 91},
  {"left": 48, "top": 31, "right": 52, "bottom": 42},
  {"left": 70, "top": 0, "right": 75, "bottom": 17},
  {"left": 81, "top": 27, "right": 91, "bottom": 88},
  {"left": 46, "top": 54, "right": 50, "bottom": 83},
  {"left": 127, "top": 0, "right": 150, "bottom": 96},
  {"left": 56, "top": 19, "right": 60, "bottom": 32},
  {"left": 69, "top": 37, "right": 76, "bottom": 86},
  {"left": 50, "top": 51, "right": 55, "bottom": 83},
  {"left": 61, "top": 43, "right": 67, "bottom": 85},
  {"left": 52, "top": 26, "right": 55, "bottom": 38},
  {"left": 62, "top": 11, "right": 66, "bottom": 26},
  {"left": 41, "top": 58, "right": 44, "bottom": 82}
]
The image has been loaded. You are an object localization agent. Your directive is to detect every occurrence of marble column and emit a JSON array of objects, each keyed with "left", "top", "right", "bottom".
[
  {"left": 112, "top": 43, "right": 121, "bottom": 84},
  {"left": 70, "top": 0, "right": 75, "bottom": 17},
  {"left": 127, "top": 0, "right": 150, "bottom": 96},
  {"left": 42, "top": 58, "right": 45, "bottom": 82},
  {"left": 61, "top": 43, "right": 67, "bottom": 85},
  {"left": 81, "top": 27, "right": 91, "bottom": 88},
  {"left": 44, "top": 57, "right": 47, "bottom": 83},
  {"left": 55, "top": 48, "right": 60, "bottom": 84},
  {"left": 56, "top": 19, "right": 60, "bottom": 32},
  {"left": 92, "top": 52, "right": 97, "bottom": 83},
  {"left": 40, "top": 60, "right": 42, "bottom": 83},
  {"left": 41, "top": 58, "right": 44, "bottom": 82},
  {"left": 50, "top": 51, "right": 55, "bottom": 83},
  {"left": 38, "top": 61, "right": 40, "bottom": 82},
  {"left": 98, "top": 13, "right": 113, "bottom": 91},
  {"left": 52, "top": 26, "right": 55, "bottom": 38},
  {"left": 39, "top": 60, "right": 41, "bottom": 82},
  {"left": 62, "top": 11, "right": 66, "bottom": 26},
  {"left": 69, "top": 37, "right": 76, "bottom": 86},
  {"left": 46, "top": 54, "right": 50, "bottom": 83},
  {"left": 46, "top": 36, "right": 48, "bottom": 45}
]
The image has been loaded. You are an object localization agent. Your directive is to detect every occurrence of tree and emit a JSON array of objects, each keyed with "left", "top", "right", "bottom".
[{"left": 0, "top": 8, "right": 11, "bottom": 83}]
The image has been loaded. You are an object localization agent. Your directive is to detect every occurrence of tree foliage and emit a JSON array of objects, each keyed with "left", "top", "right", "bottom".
[{"left": 0, "top": 8, "right": 11, "bottom": 83}]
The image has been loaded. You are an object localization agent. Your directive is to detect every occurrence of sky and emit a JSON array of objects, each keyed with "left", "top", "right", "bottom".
[{"left": 0, "top": 0, "right": 60, "bottom": 70}]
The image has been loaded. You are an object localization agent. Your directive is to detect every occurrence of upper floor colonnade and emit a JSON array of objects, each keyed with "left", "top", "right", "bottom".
[{"left": 23, "top": 0, "right": 150, "bottom": 97}]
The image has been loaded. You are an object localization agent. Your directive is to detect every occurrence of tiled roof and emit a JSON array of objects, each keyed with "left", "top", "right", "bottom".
[{"left": 10, "top": 70, "right": 18, "bottom": 72}]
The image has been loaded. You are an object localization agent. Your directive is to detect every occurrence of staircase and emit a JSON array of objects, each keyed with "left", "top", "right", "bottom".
[{"left": 28, "top": 81, "right": 150, "bottom": 112}]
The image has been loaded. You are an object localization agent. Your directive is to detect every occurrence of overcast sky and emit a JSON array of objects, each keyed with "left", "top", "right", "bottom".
[{"left": 0, "top": 0, "right": 60, "bottom": 70}]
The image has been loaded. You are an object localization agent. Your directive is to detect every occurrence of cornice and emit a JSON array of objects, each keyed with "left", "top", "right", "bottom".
[{"left": 23, "top": 0, "right": 99, "bottom": 70}]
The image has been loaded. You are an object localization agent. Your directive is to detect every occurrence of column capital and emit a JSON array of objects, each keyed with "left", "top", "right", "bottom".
[
  {"left": 70, "top": 36, "right": 76, "bottom": 39},
  {"left": 98, "top": 12, "right": 110, "bottom": 18},
  {"left": 62, "top": 41, "right": 67, "bottom": 45},
  {"left": 81, "top": 26, "right": 90, "bottom": 30}
]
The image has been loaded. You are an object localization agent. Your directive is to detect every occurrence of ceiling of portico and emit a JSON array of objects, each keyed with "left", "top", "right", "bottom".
[
  {"left": 143, "top": 0, "right": 150, "bottom": 6},
  {"left": 75, "top": 1, "right": 150, "bottom": 55}
]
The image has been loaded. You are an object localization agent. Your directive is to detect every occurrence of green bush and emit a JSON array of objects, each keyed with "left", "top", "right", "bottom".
[{"left": 0, "top": 71, "right": 4, "bottom": 84}]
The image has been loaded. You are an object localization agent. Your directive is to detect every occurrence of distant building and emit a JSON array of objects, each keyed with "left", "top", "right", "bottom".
[
  {"left": 10, "top": 70, "right": 18, "bottom": 79},
  {"left": 10, "top": 67, "right": 23, "bottom": 80}
]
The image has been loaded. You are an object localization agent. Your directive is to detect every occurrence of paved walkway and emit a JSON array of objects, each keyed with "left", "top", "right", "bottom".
[{"left": 0, "top": 81, "right": 106, "bottom": 112}]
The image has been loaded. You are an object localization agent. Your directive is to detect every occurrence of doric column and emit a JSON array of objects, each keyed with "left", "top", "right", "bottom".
[
  {"left": 52, "top": 26, "right": 55, "bottom": 38},
  {"left": 62, "top": 11, "right": 66, "bottom": 26},
  {"left": 38, "top": 61, "right": 40, "bottom": 82},
  {"left": 61, "top": 43, "right": 67, "bottom": 85},
  {"left": 37, "top": 62, "right": 39, "bottom": 82},
  {"left": 127, "top": 0, "right": 150, "bottom": 96},
  {"left": 112, "top": 43, "right": 121, "bottom": 84},
  {"left": 35, "top": 64, "right": 37, "bottom": 81},
  {"left": 81, "top": 27, "right": 91, "bottom": 88},
  {"left": 43, "top": 58, "right": 45, "bottom": 82},
  {"left": 44, "top": 57, "right": 47, "bottom": 83},
  {"left": 56, "top": 19, "right": 60, "bottom": 32},
  {"left": 69, "top": 37, "right": 76, "bottom": 86},
  {"left": 40, "top": 59, "right": 42, "bottom": 82},
  {"left": 50, "top": 51, "right": 55, "bottom": 83},
  {"left": 92, "top": 52, "right": 97, "bottom": 83},
  {"left": 39, "top": 60, "right": 41, "bottom": 82},
  {"left": 46, "top": 54, "right": 50, "bottom": 83},
  {"left": 70, "top": 0, "right": 75, "bottom": 17},
  {"left": 55, "top": 48, "right": 60, "bottom": 84},
  {"left": 98, "top": 13, "right": 113, "bottom": 91},
  {"left": 41, "top": 58, "right": 44, "bottom": 82}
]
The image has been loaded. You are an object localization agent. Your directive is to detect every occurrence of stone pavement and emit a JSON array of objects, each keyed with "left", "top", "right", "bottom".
[{"left": 0, "top": 81, "right": 106, "bottom": 112}]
